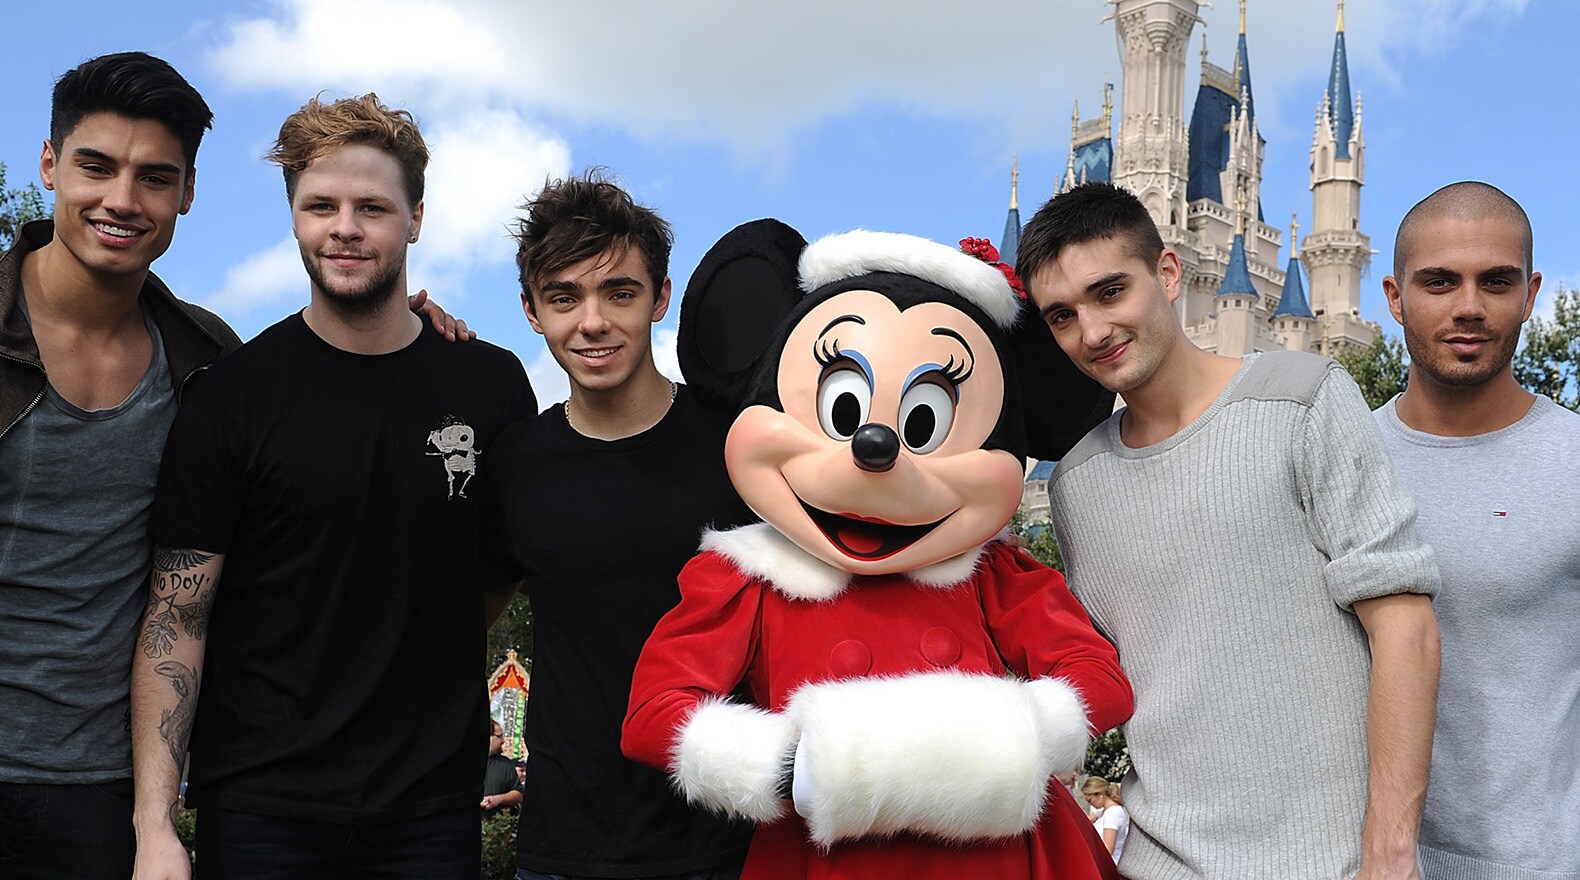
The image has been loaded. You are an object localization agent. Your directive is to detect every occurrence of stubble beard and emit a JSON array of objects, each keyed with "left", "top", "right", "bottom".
[
  {"left": 302, "top": 248, "right": 405, "bottom": 318},
  {"left": 1404, "top": 320, "right": 1520, "bottom": 389}
]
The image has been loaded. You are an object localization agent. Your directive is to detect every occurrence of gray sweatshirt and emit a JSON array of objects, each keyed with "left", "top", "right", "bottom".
[
  {"left": 1050, "top": 350, "right": 1439, "bottom": 880},
  {"left": 1377, "top": 394, "right": 1580, "bottom": 880}
]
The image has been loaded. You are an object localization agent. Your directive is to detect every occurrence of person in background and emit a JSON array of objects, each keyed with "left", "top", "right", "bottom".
[
  {"left": 482, "top": 719, "right": 524, "bottom": 816},
  {"left": 1081, "top": 777, "right": 1128, "bottom": 864}
]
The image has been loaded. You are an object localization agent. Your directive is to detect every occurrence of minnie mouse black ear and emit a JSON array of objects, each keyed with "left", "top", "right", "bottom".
[
  {"left": 678, "top": 218, "right": 808, "bottom": 412},
  {"left": 1010, "top": 299, "right": 1117, "bottom": 462}
]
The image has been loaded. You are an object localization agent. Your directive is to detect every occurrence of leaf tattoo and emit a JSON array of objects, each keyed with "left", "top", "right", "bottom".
[{"left": 141, "top": 609, "right": 179, "bottom": 658}]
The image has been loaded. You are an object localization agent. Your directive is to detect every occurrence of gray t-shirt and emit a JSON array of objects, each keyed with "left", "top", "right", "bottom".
[
  {"left": 0, "top": 306, "right": 176, "bottom": 784},
  {"left": 1049, "top": 350, "right": 1439, "bottom": 880},
  {"left": 1376, "top": 394, "right": 1580, "bottom": 880}
]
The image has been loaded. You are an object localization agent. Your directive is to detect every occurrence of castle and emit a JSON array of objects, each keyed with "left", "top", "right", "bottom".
[{"left": 1014, "top": 0, "right": 1376, "bottom": 524}]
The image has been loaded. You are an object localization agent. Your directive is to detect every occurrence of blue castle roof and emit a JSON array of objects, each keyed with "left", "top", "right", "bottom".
[
  {"left": 1273, "top": 255, "right": 1313, "bottom": 318},
  {"left": 1026, "top": 460, "right": 1056, "bottom": 482},
  {"left": 1001, "top": 206, "right": 1021, "bottom": 269},
  {"left": 1216, "top": 233, "right": 1258, "bottom": 298},
  {"left": 1327, "top": 28, "right": 1354, "bottom": 158},
  {"left": 1186, "top": 81, "right": 1236, "bottom": 204},
  {"left": 1072, "top": 138, "right": 1112, "bottom": 185},
  {"left": 1236, "top": 32, "right": 1256, "bottom": 126}
]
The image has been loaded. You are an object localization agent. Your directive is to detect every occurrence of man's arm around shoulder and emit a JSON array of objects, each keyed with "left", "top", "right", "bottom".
[{"left": 130, "top": 547, "right": 225, "bottom": 880}]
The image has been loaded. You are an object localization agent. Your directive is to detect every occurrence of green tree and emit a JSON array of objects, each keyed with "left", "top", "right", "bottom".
[
  {"left": 486, "top": 592, "right": 533, "bottom": 675},
  {"left": 1334, "top": 332, "right": 1409, "bottom": 410},
  {"left": 0, "top": 161, "right": 49, "bottom": 250},
  {"left": 1513, "top": 283, "right": 1580, "bottom": 412}
]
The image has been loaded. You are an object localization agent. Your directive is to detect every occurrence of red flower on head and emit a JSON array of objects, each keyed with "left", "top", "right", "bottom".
[{"left": 959, "top": 237, "right": 1026, "bottom": 300}]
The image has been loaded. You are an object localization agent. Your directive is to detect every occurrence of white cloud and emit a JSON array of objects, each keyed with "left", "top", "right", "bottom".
[
  {"left": 204, "top": 236, "right": 304, "bottom": 316},
  {"left": 408, "top": 109, "right": 572, "bottom": 302},
  {"left": 653, "top": 327, "right": 682, "bottom": 383},
  {"left": 205, "top": 0, "right": 1528, "bottom": 159}
]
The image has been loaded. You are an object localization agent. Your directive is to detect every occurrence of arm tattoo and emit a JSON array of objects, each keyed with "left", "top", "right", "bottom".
[
  {"left": 142, "top": 548, "right": 216, "bottom": 659},
  {"left": 155, "top": 660, "right": 200, "bottom": 770}
]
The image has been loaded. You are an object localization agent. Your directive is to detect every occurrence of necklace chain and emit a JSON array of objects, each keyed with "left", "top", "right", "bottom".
[{"left": 564, "top": 380, "right": 676, "bottom": 434}]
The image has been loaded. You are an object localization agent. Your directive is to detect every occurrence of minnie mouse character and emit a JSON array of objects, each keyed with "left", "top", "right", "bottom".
[{"left": 622, "top": 220, "right": 1133, "bottom": 878}]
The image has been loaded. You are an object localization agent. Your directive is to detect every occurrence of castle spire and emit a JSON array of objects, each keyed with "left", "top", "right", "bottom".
[
  {"left": 1002, "top": 156, "right": 1022, "bottom": 268},
  {"left": 1234, "top": 0, "right": 1256, "bottom": 124},
  {"left": 1326, "top": 0, "right": 1355, "bottom": 158},
  {"left": 1239, "top": 0, "right": 1247, "bottom": 34},
  {"left": 1200, "top": 32, "right": 1210, "bottom": 77},
  {"left": 1010, "top": 155, "right": 1019, "bottom": 211},
  {"left": 1274, "top": 212, "right": 1313, "bottom": 318}
]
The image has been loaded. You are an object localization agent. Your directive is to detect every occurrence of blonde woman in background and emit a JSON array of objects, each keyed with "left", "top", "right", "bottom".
[{"left": 1081, "top": 776, "right": 1129, "bottom": 864}]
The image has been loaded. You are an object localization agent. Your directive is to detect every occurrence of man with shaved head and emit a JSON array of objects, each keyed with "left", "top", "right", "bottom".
[{"left": 1376, "top": 181, "right": 1579, "bottom": 879}]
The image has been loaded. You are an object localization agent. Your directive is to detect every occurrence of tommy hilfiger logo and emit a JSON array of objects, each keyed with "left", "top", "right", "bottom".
[{"left": 1492, "top": 511, "right": 1508, "bottom": 517}]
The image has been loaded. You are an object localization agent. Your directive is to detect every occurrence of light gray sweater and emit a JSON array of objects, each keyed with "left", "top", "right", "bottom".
[
  {"left": 1049, "top": 351, "right": 1439, "bottom": 880},
  {"left": 1377, "top": 394, "right": 1580, "bottom": 880}
]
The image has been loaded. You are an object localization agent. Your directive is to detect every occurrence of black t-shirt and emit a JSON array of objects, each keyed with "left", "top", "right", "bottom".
[
  {"left": 492, "top": 386, "right": 755, "bottom": 877},
  {"left": 482, "top": 753, "right": 523, "bottom": 814},
  {"left": 152, "top": 312, "right": 534, "bottom": 824}
]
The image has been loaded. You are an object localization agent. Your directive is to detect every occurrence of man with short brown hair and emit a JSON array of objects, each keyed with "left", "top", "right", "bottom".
[
  {"left": 489, "top": 171, "right": 753, "bottom": 879},
  {"left": 1021, "top": 182, "right": 1441, "bottom": 880},
  {"left": 130, "top": 94, "right": 533, "bottom": 878}
]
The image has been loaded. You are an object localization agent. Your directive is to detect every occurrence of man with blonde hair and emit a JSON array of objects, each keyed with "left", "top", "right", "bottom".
[{"left": 129, "top": 94, "right": 534, "bottom": 878}]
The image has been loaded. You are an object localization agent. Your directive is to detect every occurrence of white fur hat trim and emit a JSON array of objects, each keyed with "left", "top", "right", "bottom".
[{"left": 798, "top": 230, "right": 1021, "bottom": 331}]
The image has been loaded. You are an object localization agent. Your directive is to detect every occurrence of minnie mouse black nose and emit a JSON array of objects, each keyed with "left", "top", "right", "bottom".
[{"left": 851, "top": 423, "right": 901, "bottom": 473}]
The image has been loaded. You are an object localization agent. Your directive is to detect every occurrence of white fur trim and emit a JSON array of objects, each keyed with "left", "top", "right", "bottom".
[
  {"left": 785, "top": 672, "right": 1057, "bottom": 847},
  {"left": 1027, "top": 678, "right": 1091, "bottom": 775},
  {"left": 798, "top": 230, "right": 1021, "bottom": 330},
  {"left": 700, "top": 524, "right": 848, "bottom": 601},
  {"left": 700, "top": 524, "right": 990, "bottom": 599},
  {"left": 905, "top": 543, "right": 990, "bottom": 588},
  {"left": 671, "top": 697, "right": 795, "bottom": 823}
]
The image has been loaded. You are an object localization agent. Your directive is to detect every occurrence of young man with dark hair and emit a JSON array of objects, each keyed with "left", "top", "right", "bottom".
[
  {"left": 1376, "top": 181, "right": 1579, "bottom": 879},
  {"left": 129, "top": 94, "right": 533, "bottom": 878},
  {"left": 1020, "top": 182, "right": 1442, "bottom": 879},
  {"left": 491, "top": 172, "right": 753, "bottom": 879},
  {"left": 0, "top": 51, "right": 233, "bottom": 880}
]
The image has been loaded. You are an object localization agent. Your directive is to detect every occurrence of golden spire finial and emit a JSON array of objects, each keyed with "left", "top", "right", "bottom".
[
  {"left": 1010, "top": 155, "right": 1020, "bottom": 211},
  {"left": 1336, "top": 0, "right": 1345, "bottom": 32},
  {"left": 1102, "top": 82, "right": 1113, "bottom": 124},
  {"left": 1289, "top": 213, "right": 1300, "bottom": 257},
  {"left": 1200, "top": 33, "right": 1210, "bottom": 72},
  {"left": 1239, "top": 0, "right": 1247, "bottom": 35},
  {"left": 1071, "top": 99, "right": 1080, "bottom": 140}
]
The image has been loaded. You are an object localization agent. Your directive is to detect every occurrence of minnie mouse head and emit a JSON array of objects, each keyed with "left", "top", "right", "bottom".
[{"left": 680, "top": 219, "right": 1113, "bottom": 576}]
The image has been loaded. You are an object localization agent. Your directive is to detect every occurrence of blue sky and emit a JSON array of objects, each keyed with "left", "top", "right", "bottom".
[{"left": 4, "top": 0, "right": 1573, "bottom": 406}]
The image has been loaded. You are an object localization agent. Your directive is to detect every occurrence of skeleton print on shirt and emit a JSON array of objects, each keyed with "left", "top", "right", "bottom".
[{"left": 427, "top": 415, "right": 479, "bottom": 499}]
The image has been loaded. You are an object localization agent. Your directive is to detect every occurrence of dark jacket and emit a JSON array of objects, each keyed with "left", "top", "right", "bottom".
[{"left": 0, "top": 220, "right": 242, "bottom": 440}]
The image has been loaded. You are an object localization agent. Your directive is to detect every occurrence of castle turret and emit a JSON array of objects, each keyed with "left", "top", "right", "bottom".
[
  {"left": 1274, "top": 214, "right": 1317, "bottom": 352},
  {"left": 1214, "top": 194, "right": 1259, "bottom": 357},
  {"left": 1303, "top": 0, "right": 1374, "bottom": 353},
  {"left": 1110, "top": 0, "right": 1201, "bottom": 231}
]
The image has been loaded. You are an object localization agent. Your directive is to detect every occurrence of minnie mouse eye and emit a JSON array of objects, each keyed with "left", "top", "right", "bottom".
[
  {"left": 817, "top": 368, "right": 871, "bottom": 441},
  {"left": 898, "top": 381, "right": 955, "bottom": 454}
]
